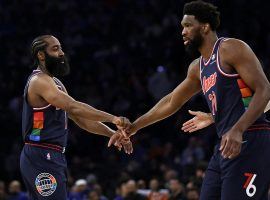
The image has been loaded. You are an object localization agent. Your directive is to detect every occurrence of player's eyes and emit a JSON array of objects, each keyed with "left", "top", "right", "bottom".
[{"left": 53, "top": 47, "right": 59, "bottom": 51}]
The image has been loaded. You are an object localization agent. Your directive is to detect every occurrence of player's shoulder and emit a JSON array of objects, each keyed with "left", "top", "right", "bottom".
[
  {"left": 29, "top": 72, "right": 55, "bottom": 90},
  {"left": 188, "top": 58, "right": 200, "bottom": 72},
  {"left": 189, "top": 58, "right": 200, "bottom": 67},
  {"left": 220, "top": 38, "right": 250, "bottom": 53},
  {"left": 187, "top": 58, "right": 200, "bottom": 79}
]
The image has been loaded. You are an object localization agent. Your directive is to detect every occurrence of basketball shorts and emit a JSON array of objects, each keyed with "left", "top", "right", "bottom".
[
  {"left": 20, "top": 144, "right": 68, "bottom": 200},
  {"left": 200, "top": 129, "right": 270, "bottom": 200}
]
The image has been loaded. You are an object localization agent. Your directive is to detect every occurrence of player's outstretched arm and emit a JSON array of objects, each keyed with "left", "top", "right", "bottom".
[
  {"left": 125, "top": 59, "right": 201, "bottom": 137},
  {"left": 29, "top": 73, "right": 131, "bottom": 129},
  {"left": 69, "top": 114, "right": 133, "bottom": 154},
  {"left": 219, "top": 39, "right": 270, "bottom": 159}
]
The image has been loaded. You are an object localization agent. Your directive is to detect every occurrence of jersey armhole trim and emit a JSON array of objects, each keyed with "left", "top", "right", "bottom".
[{"left": 217, "top": 38, "right": 239, "bottom": 78}]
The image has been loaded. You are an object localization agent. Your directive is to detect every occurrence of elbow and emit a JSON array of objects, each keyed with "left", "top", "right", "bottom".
[{"left": 66, "top": 100, "right": 78, "bottom": 115}]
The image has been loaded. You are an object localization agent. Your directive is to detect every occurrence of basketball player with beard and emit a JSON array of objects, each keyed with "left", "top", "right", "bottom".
[
  {"left": 109, "top": 1, "right": 270, "bottom": 199},
  {"left": 20, "top": 35, "right": 132, "bottom": 200}
]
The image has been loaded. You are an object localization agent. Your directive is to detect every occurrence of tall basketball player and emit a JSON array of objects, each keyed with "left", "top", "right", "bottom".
[{"left": 109, "top": 1, "right": 270, "bottom": 199}]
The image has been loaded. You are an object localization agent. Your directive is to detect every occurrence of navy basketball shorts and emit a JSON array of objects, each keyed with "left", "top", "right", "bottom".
[
  {"left": 200, "top": 129, "right": 270, "bottom": 200},
  {"left": 20, "top": 145, "right": 68, "bottom": 200}
]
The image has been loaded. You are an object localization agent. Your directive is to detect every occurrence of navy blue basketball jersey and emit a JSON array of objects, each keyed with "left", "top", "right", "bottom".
[
  {"left": 200, "top": 37, "right": 267, "bottom": 137},
  {"left": 22, "top": 69, "right": 68, "bottom": 147}
]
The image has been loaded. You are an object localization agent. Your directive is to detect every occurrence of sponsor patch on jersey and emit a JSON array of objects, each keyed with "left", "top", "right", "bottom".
[{"left": 35, "top": 173, "right": 57, "bottom": 196}]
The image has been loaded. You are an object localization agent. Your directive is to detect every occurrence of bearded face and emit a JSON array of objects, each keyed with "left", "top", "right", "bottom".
[
  {"left": 181, "top": 15, "right": 205, "bottom": 58},
  {"left": 44, "top": 51, "right": 70, "bottom": 77},
  {"left": 184, "top": 27, "right": 203, "bottom": 58}
]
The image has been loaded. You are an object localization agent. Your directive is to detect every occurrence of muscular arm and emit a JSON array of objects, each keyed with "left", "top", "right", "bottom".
[
  {"left": 69, "top": 115, "right": 115, "bottom": 137},
  {"left": 131, "top": 59, "right": 202, "bottom": 133},
  {"left": 29, "top": 74, "right": 118, "bottom": 123},
  {"left": 220, "top": 39, "right": 270, "bottom": 132}
]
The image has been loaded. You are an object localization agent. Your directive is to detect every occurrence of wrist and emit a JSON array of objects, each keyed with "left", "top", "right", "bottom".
[
  {"left": 111, "top": 116, "right": 118, "bottom": 124},
  {"left": 231, "top": 125, "right": 244, "bottom": 134},
  {"left": 131, "top": 121, "right": 140, "bottom": 133},
  {"left": 207, "top": 113, "right": 215, "bottom": 124},
  {"left": 107, "top": 130, "right": 115, "bottom": 138},
  {"left": 106, "top": 127, "right": 115, "bottom": 137}
]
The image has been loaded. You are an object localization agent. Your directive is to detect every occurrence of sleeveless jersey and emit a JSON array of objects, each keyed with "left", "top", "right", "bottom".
[
  {"left": 22, "top": 69, "right": 68, "bottom": 147},
  {"left": 200, "top": 37, "right": 267, "bottom": 137}
]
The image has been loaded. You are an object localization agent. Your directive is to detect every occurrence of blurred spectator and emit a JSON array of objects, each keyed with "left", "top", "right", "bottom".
[
  {"left": 7, "top": 180, "right": 27, "bottom": 200},
  {"left": 114, "top": 181, "right": 127, "bottom": 200},
  {"left": 69, "top": 179, "right": 89, "bottom": 200},
  {"left": 124, "top": 180, "right": 146, "bottom": 200},
  {"left": 148, "top": 178, "right": 168, "bottom": 200},
  {"left": 92, "top": 184, "right": 108, "bottom": 200},
  {"left": 137, "top": 180, "right": 147, "bottom": 190},
  {"left": 88, "top": 190, "right": 100, "bottom": 200},
  {"left": 168, "top": 179, "right": 185, "bottom": 200},
  {"left": 186, "top": 188, "right": 199, "bottom": 200},
  {"left": 164, "top": 170, "right": 179, "bottom": 184}
]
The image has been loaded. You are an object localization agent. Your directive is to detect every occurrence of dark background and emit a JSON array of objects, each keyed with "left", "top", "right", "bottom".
[{"left": 0, "top": 0, "right": 269, "bottom": 199}]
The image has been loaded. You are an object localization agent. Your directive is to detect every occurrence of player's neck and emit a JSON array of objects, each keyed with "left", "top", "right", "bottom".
[
  {"left": 199, "top": 33, "right": 218, "bottom": 60},
  {"left": 37, "top": 64, "right": 52, "bottom": 77}
]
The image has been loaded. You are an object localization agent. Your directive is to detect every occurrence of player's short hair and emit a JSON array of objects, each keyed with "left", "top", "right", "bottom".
[
  {"left": 183, "top": 0, "right": 220, "bottom": 31},
  {"left": 31, "top": 35, "right": 52, "bottom": 66}
]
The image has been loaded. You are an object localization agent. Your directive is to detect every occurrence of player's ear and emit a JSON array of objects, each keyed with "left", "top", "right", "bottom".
[
  {"left": 202, "top": 23, "right": 210, "bottom": 33},
  {"left": 37, "top": 51, "right": 45, "bottom": 62}
]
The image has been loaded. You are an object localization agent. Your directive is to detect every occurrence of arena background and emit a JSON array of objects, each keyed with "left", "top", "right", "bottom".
[{"left": 0, "top": 0, "right": 269, "bottom": 199}]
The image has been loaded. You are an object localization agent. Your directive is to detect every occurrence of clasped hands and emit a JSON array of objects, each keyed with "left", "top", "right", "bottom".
[{"left": 110, "top": 116, "right": 137, "bottom": 155}]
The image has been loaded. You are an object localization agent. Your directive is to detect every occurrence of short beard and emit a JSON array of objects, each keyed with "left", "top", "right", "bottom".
[
  {"left": 185, "top": 32, "right": 203, "bottom": 58},
  {"left": 44, "top": 52, "right": 70, "bottom": 77}
]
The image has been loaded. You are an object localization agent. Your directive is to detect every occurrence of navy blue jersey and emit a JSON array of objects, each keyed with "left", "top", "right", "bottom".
[
  {"left": 22, "top": 69, "right": 68, "bottom": 147},
  {"left": 200, "top": 37, "right": 267, "bottom": 137}
]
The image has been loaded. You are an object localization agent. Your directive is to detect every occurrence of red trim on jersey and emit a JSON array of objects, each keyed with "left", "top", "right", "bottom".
[
  {"left": 25, "top": 142, "right": 65, "bottom": 153},
  {"left": 246, "top": 127, "right": 270, "bottom": 132},
  {"left": 249, "top": 124, "right": 270, "bottom": 127}
]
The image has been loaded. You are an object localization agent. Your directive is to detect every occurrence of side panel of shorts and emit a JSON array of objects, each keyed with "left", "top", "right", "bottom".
[{"left": 20, "top": 145, "right": 67, "bottom": 200}]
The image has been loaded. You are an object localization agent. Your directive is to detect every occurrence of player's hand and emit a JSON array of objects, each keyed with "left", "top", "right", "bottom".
[
  {"left": 123, "top": 123, "right": 138, "bottom": 137},
  {"left": 108, "top": 130, "right": 126, "bottom": 147},
  {"left": 219, "top": 128, "right": 243, "bottom": 159},
  {"left": 112, "top": 116, "right": 131, "bottom": 130},
  {"left": 108, "top": 130, "right": 124, "bottom": 151},
  {"left": 121, "top": 137, "right": 133, "bottom": 155},
  {"left": 182, "top": 110, "right": 214, "bottom": 133}
]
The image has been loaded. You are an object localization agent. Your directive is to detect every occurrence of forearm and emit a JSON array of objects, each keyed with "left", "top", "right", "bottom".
[
  {"left": 67, "top": 100, "right": 115, "bottom": 123},
  {"left": 233, "top": 88, "right": 270, "bottom": 132},
  {"left": 133, "top": 94, "right": 182, "bottom": 131},
  {"left": 72, "top": 116, "right": 115, "bottom": 137}
]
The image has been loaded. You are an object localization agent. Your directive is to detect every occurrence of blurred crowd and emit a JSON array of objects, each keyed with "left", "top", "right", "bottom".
[{"left": 0, "top": 0, "right": 269, "bottom": 199}]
